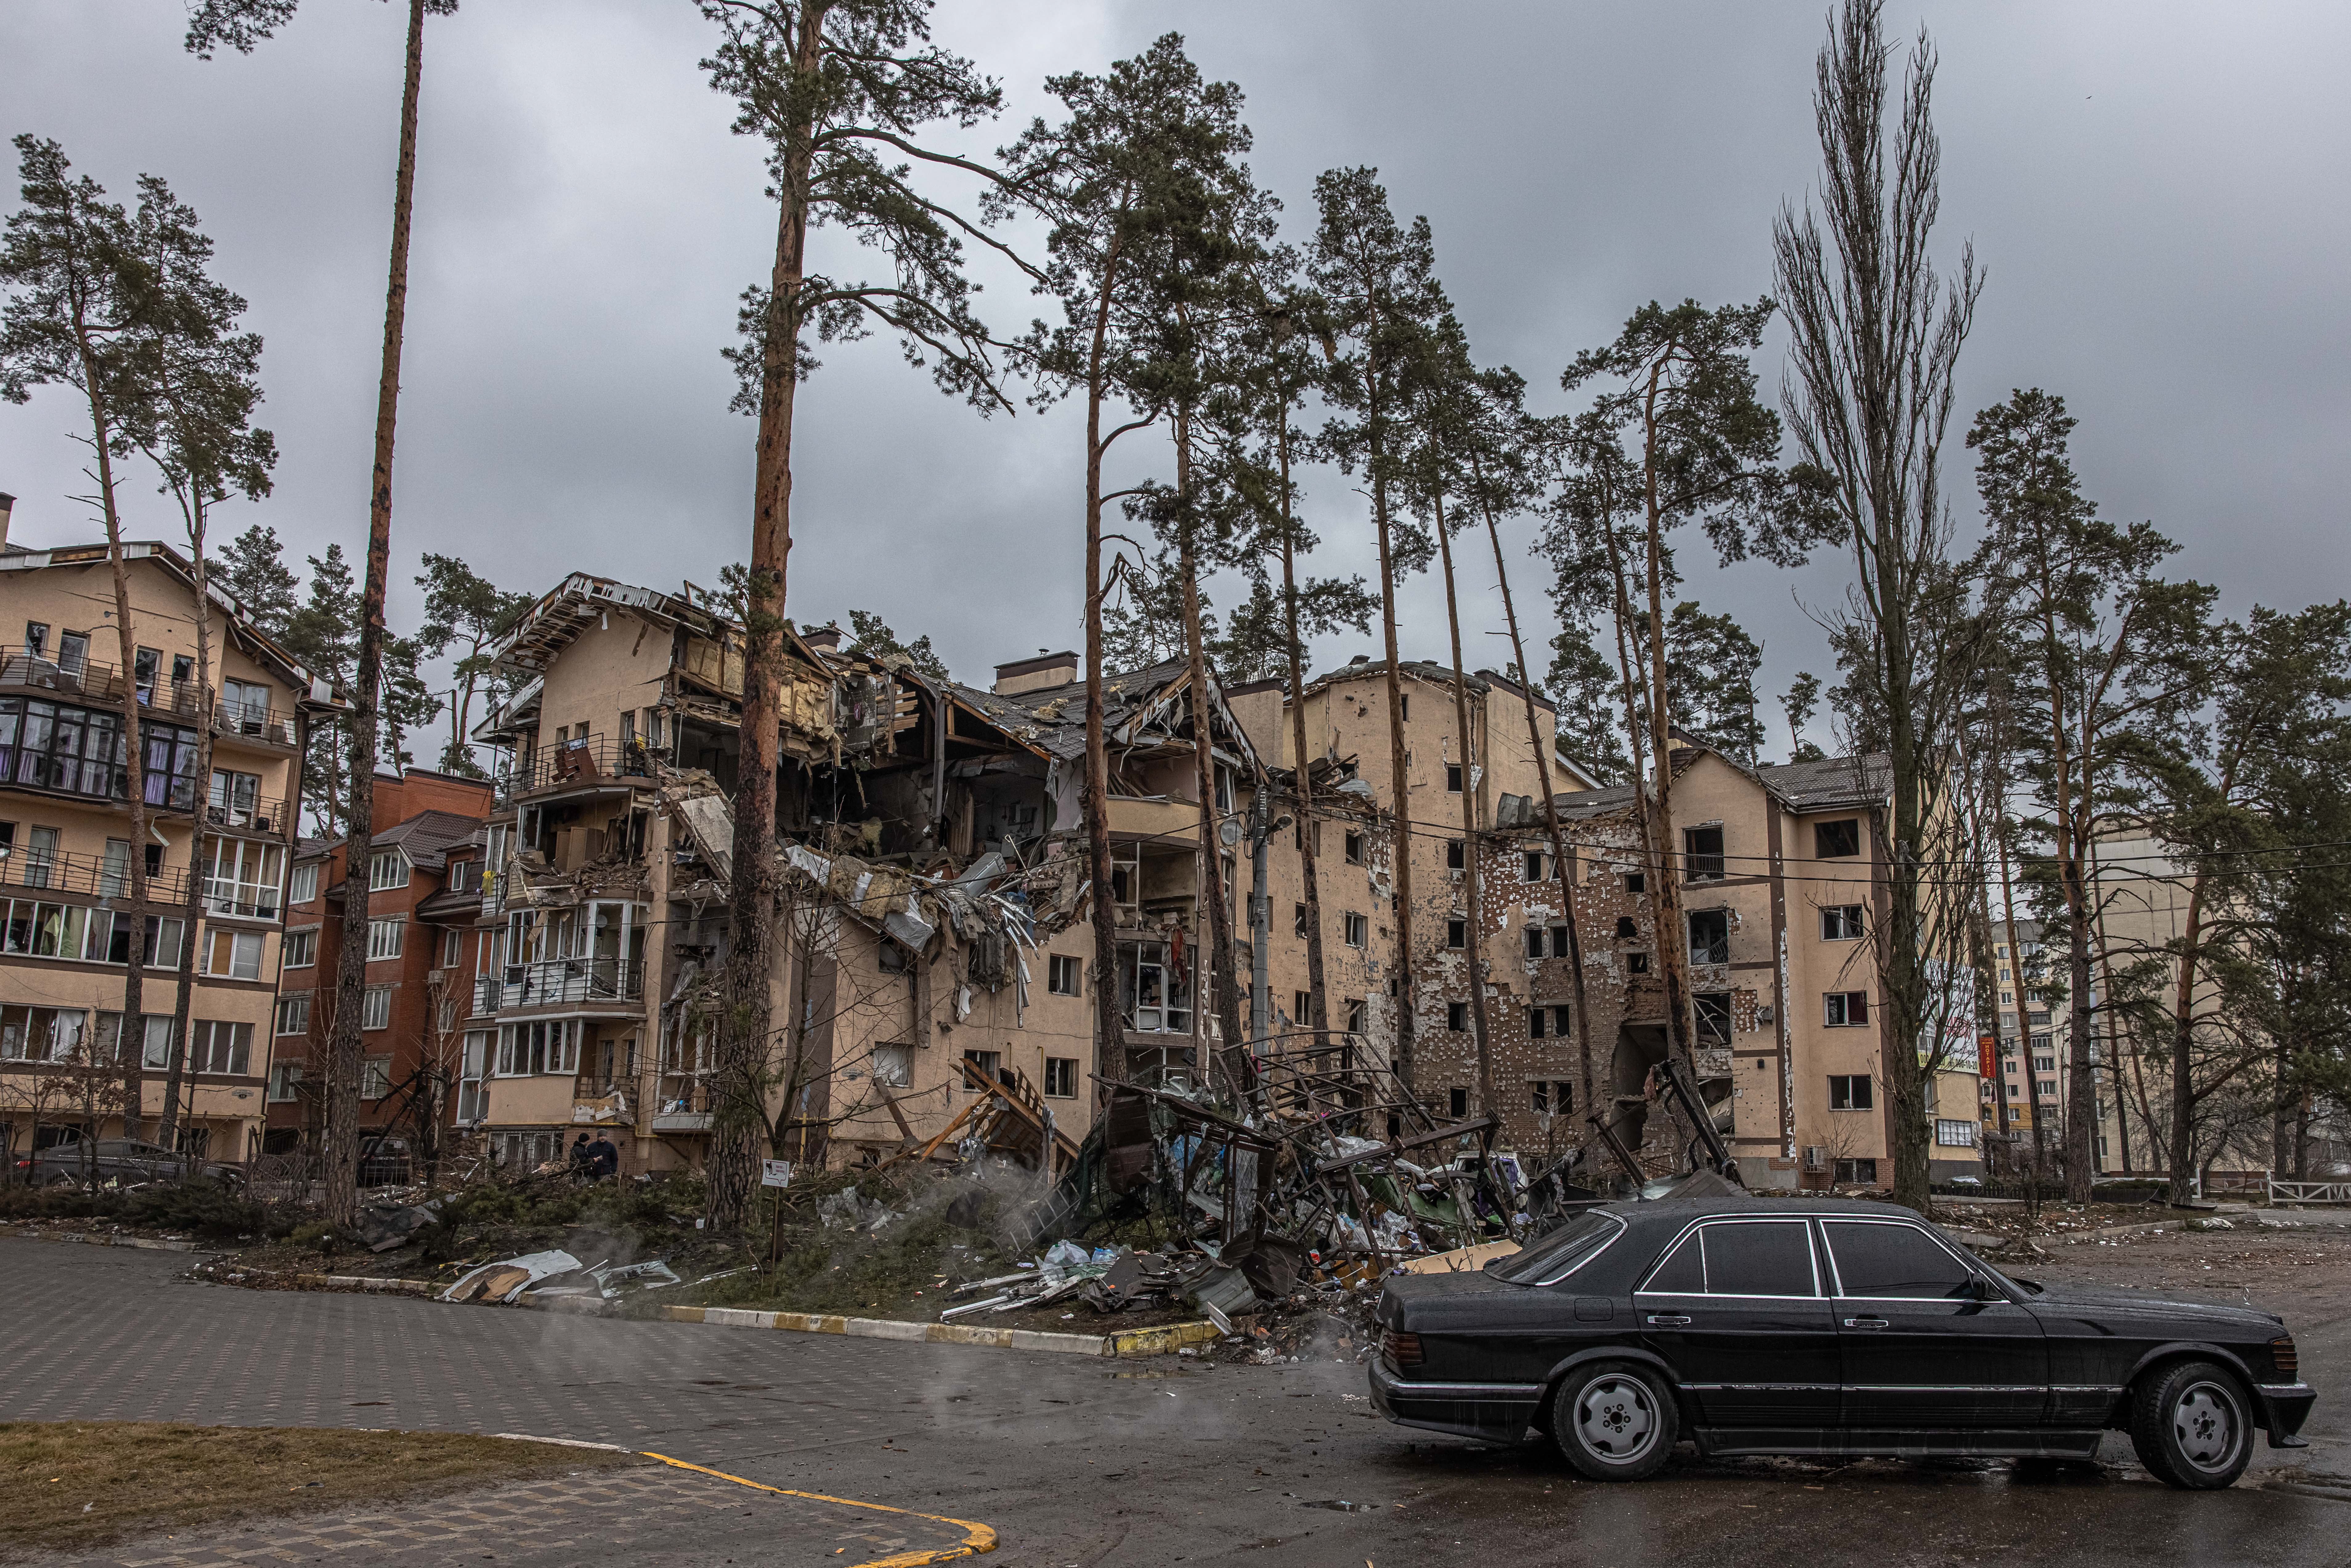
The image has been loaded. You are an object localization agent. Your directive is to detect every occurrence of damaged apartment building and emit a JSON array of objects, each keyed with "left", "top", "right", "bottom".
[
  {"left": 434, "top": 564, "right": 1963, "bottom": 1193},
  {"left": 1234, "top": 659, "right": 1978, "bottom": 1192},
  {"left": 456, "top": 575, "right": 1265, "bottom": 1175}
]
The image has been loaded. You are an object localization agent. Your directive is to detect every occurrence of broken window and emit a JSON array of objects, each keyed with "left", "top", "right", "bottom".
[
  {"left": 871, "top": 1044, "right": 911, "bottom": 1088},
  {"left": 1531, "top": 1080, "right": 1574, "bottom": 1116},
  {"left": 1119, "top": 943, "right": 1192, "bottom": 1034},
  {"left": 1528, "top": 1003, "right": 1570, "bottom": 1039},
  {"left": 1446, "top": 763, "right": 1463, "bottom": 793},
  {"left": 1820, "top": 904, "right": 1864, "bottom": 940},
  {"left": 1694, "top": 991, "right": 1732, "bottom": 1044},
  {"left": 1828, "top": 1073, "right": 1873, "bottom": 1110},
  {"left": 1629, "top": 952, "right": 1649, "bottom": 973},
  {"left": 1446, "top": 916, "right": 1466, "bottom": 949},
  {"left": 1294, "top": 902, "right": 1308, "bottom": 938},
  {"left": 1549, "top": 925, "right": 1572, "bottom": 958},
  {"left": 1446, "top": 839, "right": 1464, "bottom": 870},
  {"left": 1824, "top": 991, "right": 1870, "bottom": 1028},
  {"left": 1048, "top": 954, "right": 1081, "bottom": 996},
  {"left": 1042, "top": 1056, "right": 1078, "bottom": 1098},
  {"left": 1615, "top": 916, "right": 1638, "bottom": 940},
  {"left": 1292, "top": 990, "right": 1311, "bottom": 1024},
  {"left": 1345, "top": 998, "right": 1365, "bottom": 1033},
  {"left": 1688, "top": 909, "right": 1729, "bottom": 965},
  {"left": 1344, "top": 912, "right": 1368, "bottom": 948},
  {"left": 1683, "top": 825, "right": 1725, "bottom": 882},
  {"left": 1625, "top": 871, "right": 1645, "bottom": 893},
  {"left": 963, "top": 1048, "right": 1003, "bottom": 1084},
  {"left": 1524, "top": 926, "right": 1544, "bottom": 960},
  {"left": 1447, "top": 1001, "right": 1467, "bottom": 1032},
  {"left": 1448, "top": 1086, "right": 1467, "bottom": 1118},
  {"left": 1815, "top": 819, "right": 1861, "bottom": 858},
  {"left": 1344, "top": 831, "right": 1364, "bottom": 866}
]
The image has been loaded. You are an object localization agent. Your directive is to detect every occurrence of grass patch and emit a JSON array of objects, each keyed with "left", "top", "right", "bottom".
[{"left": 0, "top": 1422, "right": 642, "bottom": 1556}]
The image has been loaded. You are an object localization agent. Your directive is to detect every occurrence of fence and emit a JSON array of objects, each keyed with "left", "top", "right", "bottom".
[
  {"left": 2270, "top": 1177, "right": 2351, "bottom": 1206},
  {"left": 495, "top": 734, "right": 658, "bottom": 802},
  {"left": 1, "top": 843, "right": 191, "bottom": 904}
]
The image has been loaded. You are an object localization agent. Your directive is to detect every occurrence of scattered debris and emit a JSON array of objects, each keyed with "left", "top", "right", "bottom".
[{"left": 440, "top": 1250, "right": 584, "bottom": 1304}]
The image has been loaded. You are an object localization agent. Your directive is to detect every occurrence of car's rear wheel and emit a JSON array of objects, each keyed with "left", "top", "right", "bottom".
[
  {"left": 1550, "top": 1361, "right": 1678, "bottom": 1481},
  {"left": 2130, "top": 1359, "right": 2253, "bottom": 1490}
]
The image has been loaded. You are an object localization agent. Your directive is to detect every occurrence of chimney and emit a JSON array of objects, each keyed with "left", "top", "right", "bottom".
[
  {"left": 993, "top": 650, "right": 1079, "bottom": 696},
  {"left": 803, "top": 622, "right": 843, "bottom": 655},
  {"left": 0, "top": 493, "right": 14, "bottom": 551}
]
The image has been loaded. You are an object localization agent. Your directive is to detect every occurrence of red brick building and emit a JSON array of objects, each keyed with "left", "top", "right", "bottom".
[{"left": 263, "top": 769, "right": 493, "bottom": 1176}]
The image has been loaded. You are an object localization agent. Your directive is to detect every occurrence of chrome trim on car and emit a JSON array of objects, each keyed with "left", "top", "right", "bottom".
[
  {"left": 2259, "top": 1383, "right": 2313, "bottom": 1395},
  {"left": 1524, "top": 1211, "right": 1629, "bottom": 1287},
  {"left": 1382, "top": 1380, "right": 1545, "bottom": 1398},
  {"left": 1678, "top": 1383, "right": 1841, "bottom": 1393}
]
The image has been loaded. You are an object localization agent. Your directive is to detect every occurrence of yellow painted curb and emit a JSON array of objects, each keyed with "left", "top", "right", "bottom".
[
  {"left": 660, "top": 1302, "right": 1222, "bottom": 1358},
  {"left": 643, "top": 1452, "right": 994, "bottom": 1566}
]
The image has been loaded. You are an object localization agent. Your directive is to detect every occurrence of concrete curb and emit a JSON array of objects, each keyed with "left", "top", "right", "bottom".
[
  {"left": 0, "top": 1226, "right": 201, "bottom": 1253},
  {"left": 191, "top": 1258, "right": 433, "bottom": 1294},
  {"left": 180, "top": 1254, "right": 1220, "bottom": 1358},
  {"left": 660, "top": 1303, "right": 1222, "bottom": 1359}
]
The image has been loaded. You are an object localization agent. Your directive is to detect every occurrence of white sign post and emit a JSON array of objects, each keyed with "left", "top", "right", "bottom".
[{"left": 761, "top": 1160, "right": 793, "bottom": 1188}]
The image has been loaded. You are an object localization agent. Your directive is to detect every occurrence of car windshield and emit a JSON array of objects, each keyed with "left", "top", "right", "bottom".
[{"left": 1488, "top": 1210, "right": 1621, "bottom": 1285}]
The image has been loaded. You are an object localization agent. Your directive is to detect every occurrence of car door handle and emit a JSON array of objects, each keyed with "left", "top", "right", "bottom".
[
  {"left": 1842, "top": 1317, "right": 1890, "bottom": 1330},
  {"left": 1645, "top": 1314, "right": 1692, "bottom": 1327}
]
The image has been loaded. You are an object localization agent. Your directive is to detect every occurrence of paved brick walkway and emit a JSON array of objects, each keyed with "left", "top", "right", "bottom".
[
  {"left": 0, "top": 1239, "right": 1087, "bottom": 1455},
  {"left": 61, "top": 1461, "right": 974, "bottom": 1566}
]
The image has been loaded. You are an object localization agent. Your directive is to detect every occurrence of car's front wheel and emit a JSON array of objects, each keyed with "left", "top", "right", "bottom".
[
  {"left": 2130, "top": 1359, "right": 2253, "bottom": 1489},
  {"left": 1550, "top": 1361, "right": 1678, "bottom": 1481}
]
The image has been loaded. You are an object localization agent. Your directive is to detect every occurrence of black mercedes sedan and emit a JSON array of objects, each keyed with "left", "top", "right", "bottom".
[{"left": 1369, "top": 1196, "right": 2315, "bottom": 1489}]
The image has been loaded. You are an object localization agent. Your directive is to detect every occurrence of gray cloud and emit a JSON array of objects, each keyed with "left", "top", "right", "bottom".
[{"left": 5, "top": 1, "right": 2345, "bottom": 755}]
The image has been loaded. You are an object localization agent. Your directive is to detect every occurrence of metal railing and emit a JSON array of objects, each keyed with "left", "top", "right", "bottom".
[
  {"left": 499, "top": 957, "right": 644, "bottom": 1009},
  {"left": 474, "top": 974, "right": 502, "bottom": 1017},
  {"left": 495, "top": 734, "right": 658, "bottom": 802},
  {"left": 211, "top": 703, "right": 299, "bottom": 749},
  {"left": 203, "top": 794, "right": 295, "bottom": 837},
  {"left": 0, "top": 643, "right": 206, "bottom": 719},
  {"left": 0, "top": 843, "right": 191, "bottom": 904}
]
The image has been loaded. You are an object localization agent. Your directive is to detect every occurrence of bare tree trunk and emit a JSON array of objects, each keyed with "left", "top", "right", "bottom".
[
  {"left": 1478, "top": 496, "right": 1595, "bottom": 1123},
  {"left": 2163, "top": 866, "right": 2211, "bottom": 1205},
  {"left": 1081, "top": 236, "right": 1130, "bottom": 1098},
  {"left": 1276, "top": 431, "right": 1330, "bottom": 1049},
  {"left": 1175, "top": 414, "right": 1244, "bottom": 1064},
  {"left": 1371, "top": 433, "right": 1417, "bottom": 1090},
  {"left": 714, "top": 10, "right": 823, "bottom": 1229},
  {"left": 1635, "top": 374, "right": 1697, "bottom": 1087},
  {"left": 68, "top": 294, "right": 149, "bottom": 1142},
  {"left": 327, "top": 0, "right": 430, "bottom": 1229},
  {"left": 1432, "top": 498, "right": 1494, "bottom": 1113},
  {"left": 163, "top": 496, "right": 218, "bottom": 1147}
]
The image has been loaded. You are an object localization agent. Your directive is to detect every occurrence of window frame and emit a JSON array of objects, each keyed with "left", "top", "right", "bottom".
[
  {"left": 275, "top": 992, "right": 311, "bottom": 1037},
  {"left": 1828, "top": 1072, "right": 1873, "bottom": 1111},
  {"left": 1343, "top": 911, "right": 1368, "bottom": 949},
  {"left": 1047, "top": 953, "right": 1081, "bottom": 997},
  {"left": 1042, "top": 1056, "right": 1079, "bottom": 1099},
  {"left": 287, "top": 863, "right": 320, "bottom": 906},
  {"left": 1824, "top": 990, "right": 1870, "bottom": 1027},
  {"left": 1820, "top": 904, "right": 1865, "bottom": 941},
  {"left": 1818, "top": 1217, "right": 1986, "bottom": 1301}
]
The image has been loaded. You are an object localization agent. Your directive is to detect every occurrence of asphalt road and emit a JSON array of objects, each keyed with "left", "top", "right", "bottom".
[{"left": 6, "top": 1237, "right": 2351, "bottom": 1567}]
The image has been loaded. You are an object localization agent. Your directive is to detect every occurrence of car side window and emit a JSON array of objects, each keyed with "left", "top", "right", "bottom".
[
  {"left": 1700, "top": 1221, "right": 1818, "bottom": 1297},
  {"left": 1823, "top": 1221, "right": 1976, "bottom": 1299},
  {"left": 1640, "top": 1230, "right": 1704, "bottom": 1293}
]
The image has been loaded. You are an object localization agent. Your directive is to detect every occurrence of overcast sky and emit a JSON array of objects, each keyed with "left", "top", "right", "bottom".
[{"left": 6, "top": 1, "right": 2347, "bottom": 760}]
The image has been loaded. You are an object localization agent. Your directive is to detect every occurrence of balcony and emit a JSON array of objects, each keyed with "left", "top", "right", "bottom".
[
  {"left": 0, "top": 843, "right": 191, "bottom": 904},
  {"left": 495, "top": 735, "right": 658, "bottom": 805},
  {"left": 498, "top": 957, "right": 645, "bottom": 1012},
  {"left": 474, "top": 973, "right": 502, "bottom": 1017},
  {"left": 202, "top": 877, "right": 282, "bottom": 922},
  {"left": 211, "top": 702, "right": 299, "bottom": 751},
  {"left": 204, "top": 794, "right": 295, "bottom": 839},
  {"left": 651, "top": 1079, "right": 713, "bottom": 1133},
  {"left": 0, "top": 644, "right": 205, "bottom": 719}
]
